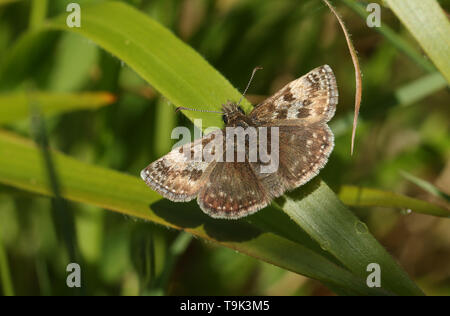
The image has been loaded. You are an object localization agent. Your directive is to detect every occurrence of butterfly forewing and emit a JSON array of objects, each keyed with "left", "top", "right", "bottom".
[
  {"left": 141, "top": 132, "right": 219, "bottom": 202},
  {"left": 250, "top": 65, "right": 338, "bottom": 125}
]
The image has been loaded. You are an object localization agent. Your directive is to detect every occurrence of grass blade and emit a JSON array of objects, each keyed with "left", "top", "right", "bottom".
[
  {"left": 400, "top": 171, "right": 450, "bottom": 203},
  {"left": 339, "top": 185, "right": 450, "bottom": 218},
  {"left": 277, "top": 181, "right": 423, "bottom": 296},
  {"left": 395, "top": 72, "right": 448, "bottom": 107},
  {"left": 0, "top": 91, "right": 115, "bottom": 124},
  {"left": 30, "top": 106, "right": 79, "bottom": 265},
  {"left": 385, "top": 0, "right": 450, "bottom": 82},
  {"left": 29, "top": 0, "right": 48, "bottom": 30},
  {"left": 45, "top": 2, "right": 250, "bottom": 129},
  {"left": 148, "top": 232, "right": 193, "bottom": 295},
  {"left": 0, "top": 229, "right": 14, "bottom": 296},
  {"left": 342, "top": 0, "right": 436, "bottom": 73}
]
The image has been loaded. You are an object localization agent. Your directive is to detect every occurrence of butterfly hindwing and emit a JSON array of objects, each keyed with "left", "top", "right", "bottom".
[
  {"left": 197, "top": 161, "right": 270, "bottom": 219},
  {"left": 278, "top": 124, "right": 334, "bottom": 188},
  {"left": 250, "top": 123, "right": 334, "bottom": 198}
]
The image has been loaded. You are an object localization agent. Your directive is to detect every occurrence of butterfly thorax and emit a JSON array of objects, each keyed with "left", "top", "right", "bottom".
[{"left": 222, "top": 102, "right": 254, "bottom": 127}]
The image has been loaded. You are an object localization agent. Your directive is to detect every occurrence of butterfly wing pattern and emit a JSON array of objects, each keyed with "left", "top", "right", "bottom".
[
  {"left": 251, "top": 124, "right": 334, "bottom": 202},
  {"left": 141, "top": 132, "right": 218, "bottom": 202},
  {"left": 141, "top": 65, "right": 338, "bottom": 219},
  {"left": 249, "top": 64, "right": 337, "bottom": 125},
  {"left": 198, "top": 160, "right": 271, "bottom": 219},
  {"left": 249, "top": 65, "right": 337, "bottom": 202}
]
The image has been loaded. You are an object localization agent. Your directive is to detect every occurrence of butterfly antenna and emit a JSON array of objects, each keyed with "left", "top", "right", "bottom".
[
  {"left": 175, "top": 106, "right": 224, "bottom": 114},
  {"left": 237, "top": 66, "right": 263, "bottom": 106}
]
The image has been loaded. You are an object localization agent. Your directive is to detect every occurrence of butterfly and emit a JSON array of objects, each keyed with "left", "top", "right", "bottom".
[{"left": 141, "top": 65, "right": 338, "bottom": 219}]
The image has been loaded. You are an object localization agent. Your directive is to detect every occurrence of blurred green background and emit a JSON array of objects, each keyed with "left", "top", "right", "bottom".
[{"left": 0, "top": 0, "right": 449, "bottom": 296}]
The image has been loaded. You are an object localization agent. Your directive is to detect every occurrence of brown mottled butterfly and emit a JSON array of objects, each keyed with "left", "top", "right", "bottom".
[{"left": 141, "top": 65, "right": 338, "bottom": 219}]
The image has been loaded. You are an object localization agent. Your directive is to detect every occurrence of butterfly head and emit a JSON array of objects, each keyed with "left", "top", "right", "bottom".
[{"left": 222, "top": 102, "right": 246, "bottom": 125}]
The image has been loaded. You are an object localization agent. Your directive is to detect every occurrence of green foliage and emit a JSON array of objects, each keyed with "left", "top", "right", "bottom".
[
  {"left": 0, "top": 0, "right": 448, "bottom": 296},
  {"left": 340, "top": 185, "right": 449, "bottom": 217},
  {"left": 46, "top": 1, "right": 249, "bottom": 129},
  {"left": 385, "top": 0, "right": 450, "bottom": 82},
  {"left": 0, "top": 91, "right": 114, "bottom": 124}
]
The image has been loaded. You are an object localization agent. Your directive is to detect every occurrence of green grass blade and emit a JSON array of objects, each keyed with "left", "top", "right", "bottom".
[
  {"left": 30, "top": 107, "right": 80, "bottom": 266},
  {"left": 45, "top": 1, "right": 251, "bottom": 129},
  {"left": 385, "top": 0, "right": 450, "bottom": 83},
  {"left": 342, "top": 0, "right": 436, "bottom": 73},
  {"left": 277, "top": 182, "right": 423, "bottom": 296},
  {"left": 47, "top": 32, "right": 99, "bottom": 92},
  {"left": 400, "top": 171, "right": 450, "bottom": 203},
  {"left": 0, "top": 0, "right": 19, "bottom": 5},
  {"left": 0, "top": 229, "right": 14, "bottom": 296},
  {"left": 29, "top": 0, "right": 48, "bottom": 30},
  {"left": 148, "top": 232, "right": 193, "bottom": 295},
  {"left": 339, "top": 185, "right": 450, "bottom": 218},
  {"left": 153, "top": 98, "right": 177, "bottom": 158},
  {"left": 0, "top": 30, "right": 58, "bottom": 90},
  {"left": 395, "top": 72, "right": 448, "bottom": 107},
  {"left": 0, "top": 91, "right": 115, "bottom": 124},
  {"left": 0, "top": 130, "right": 388, "bottom": 295}
]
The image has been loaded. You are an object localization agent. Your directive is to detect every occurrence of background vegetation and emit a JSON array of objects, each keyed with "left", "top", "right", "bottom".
[{"left": 0, "top": 0, "right": 449, "bottom": 296}]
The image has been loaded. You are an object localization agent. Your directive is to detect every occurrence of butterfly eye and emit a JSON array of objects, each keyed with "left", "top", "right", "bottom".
[
  {"left": 222, "top": 115, "right": 228, "bottom": 124},
  {"left": 238, "top": 106, "right": 245, "bottom": 114}
]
